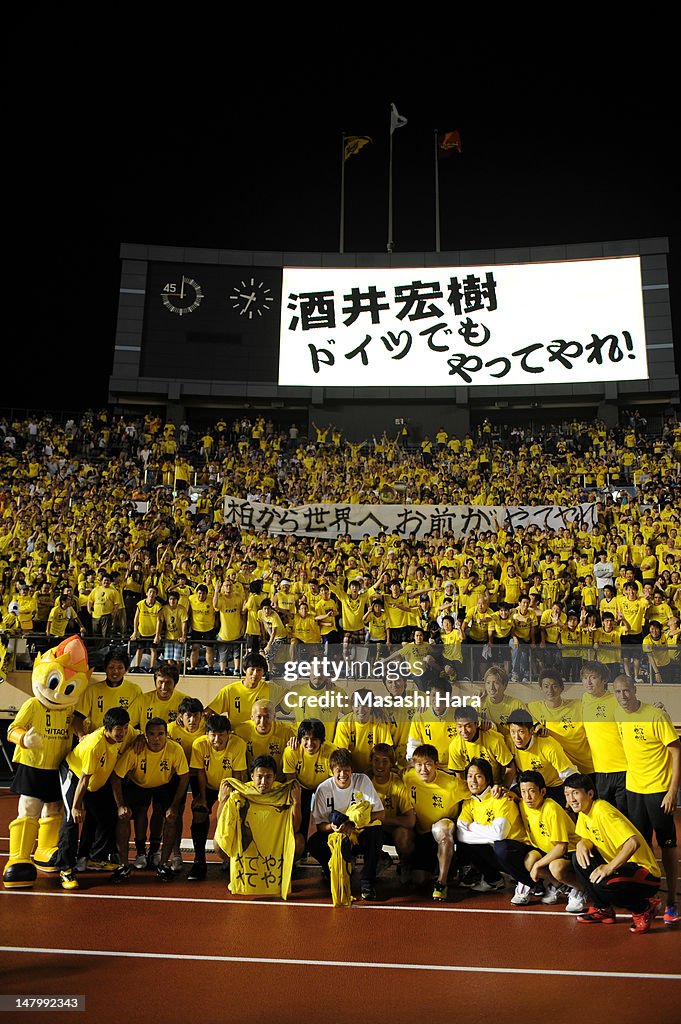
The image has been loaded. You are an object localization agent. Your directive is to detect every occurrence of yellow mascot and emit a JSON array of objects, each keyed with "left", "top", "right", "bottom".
[{"left": 3, "top": 636, "right": 92, "bottom": 888}]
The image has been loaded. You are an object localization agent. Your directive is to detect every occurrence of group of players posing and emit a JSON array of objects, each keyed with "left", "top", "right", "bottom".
[{"left": 5, "top": 647, "right": 679, "bottom": 935}]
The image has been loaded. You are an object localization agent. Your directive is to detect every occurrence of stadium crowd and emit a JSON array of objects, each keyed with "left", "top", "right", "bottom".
[{"left": 1, "top": 408, "right": 680, "bottom": 932}]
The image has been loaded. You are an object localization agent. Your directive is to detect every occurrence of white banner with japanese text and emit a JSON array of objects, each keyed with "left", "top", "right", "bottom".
[
  {"left": 278, "top": 257, "right": 648, "bottom": 387},
  {"left": 222, "top": 496, "right": 598, "bottom": 539}
]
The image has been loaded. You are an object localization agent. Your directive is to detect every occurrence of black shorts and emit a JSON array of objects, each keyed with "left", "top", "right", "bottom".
[
  {"left": 412, "top": 830, "right": 438, "bottom": 872},
  {"left": 10, "top": 764, "right": 62, "bottom": 803},
  {"left": 124, "top": 778, "right": 178, "bottom": 814},
  {"left": 621, "top": 632, "right": 643, "bottom": 646},
  {"left": 191, "top": 629, "right": 216, "bottom": 645},
  {"left": 626, "top": 789, "right": 677, "bottom": 848}
]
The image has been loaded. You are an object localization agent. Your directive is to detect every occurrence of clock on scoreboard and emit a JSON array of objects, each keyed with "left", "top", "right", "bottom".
[{"left": 141, "top": 262, "right": 283, "bottom": 381}]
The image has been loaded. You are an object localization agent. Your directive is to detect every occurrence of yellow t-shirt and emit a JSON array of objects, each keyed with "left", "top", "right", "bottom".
[
  {"left": 581, "top": 690, "right": 627, "bottom": 773},
  {"left": 136, "top": 599, "right": 162, "bottom": 638},
  {"left": 575, "top": 799, "right": 659, "bottom": 877},
  {"left": 511, "top": 734, "right": 576, "bottom": 788},
  {"left": 215, "top": 594, "right": 244, "bottom": 641},
  {"left": 189, "top": 594, "right": 216, "bottom": 633},
  {"left": 282, "top": 740, "right": 337, "bottom": 790},
  {"left": 168, "top": 719, "right": 206, "bottom": 762},
  {"left": 458, "top": 789, "right": 528, "bottom": 844},
  {"left": 480, "top": 695, "right": 526, "bottom": 738},
  {"left": 66, "top": 727, "right": 127, "bottom": 791},
  {"left": 447, "top": 728, "right": 514, "bottom": 783},
  {"left": 11, "top": 697, "right": 74, "bottom": 770},
  {"left": 404, "top": 768, "right": 467, "bottom": 832},
  {"left": 128, "top": 688, "right": 188, "bottom": 729},
  {"left": 333, "top": 716, "right": 395, "bottom": 774},
  {"left": 115, "top": 738, "right": 189, "bottom": 788},
  {"left": 76, "top": 678, "right": 142, "bottom": 731},
  {"left": 210, "top": 678, "right": 284, "bottom": 730},
  {"left": 615, "top": 703, "right": 679, "bottom": 794},
  {"left": 190, "top": 734, "right": 247, "bottom": 789},
  {"left": 408, "top": 712, "right": 459, "bottom": 764},
  {"left": 234, "top": 720, "right": 296, "bottom": 774},
  {"left": 527, "top": 698, "right": 594, "bottom": 774},
  {"left": 371, "top": 775, "right": 413, "bottom": 819},
  {"left": 520, "top": 796, "right": 578, "bottom": 854}
]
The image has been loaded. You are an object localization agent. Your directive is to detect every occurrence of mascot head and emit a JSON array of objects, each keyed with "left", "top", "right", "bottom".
[{"left": 31, "top": 635, "right": 92, "bottom": 710}]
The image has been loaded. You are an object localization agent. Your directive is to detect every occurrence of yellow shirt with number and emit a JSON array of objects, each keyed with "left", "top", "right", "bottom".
[
  {"left": 334, "top": 715, "right": 395, "bottom": 774},
  {"left": 282, "top": 740, "right": 337, "bottom": 790},
  {"left": 404, "top": 768, "right": 467, "bottom": 833},
  {"left": 11, "top": 698, "right": 74, "bottom": 770},
  {"left": 527, "top": 698, "right": 594, "bottom": 774},
  {"left": 66, "top": 727, "right": 126, "bottom": 791},
  {"left": 76, "top": 678, "right": 142, "bottom": 731},
  {"left": 235, "top": 719, "right": 295, "bottom": 774},
  {"left": 190, "top": 734, "right": 247, "bottom": 789},
  {"left": 581, "top": 690, "right": 627, "bottom": 773},
  {"left": 115, "top": 738, "right": 189, "bottom": 788},
  {"left": 458, "top": 788, "right": 528, "bottom": 844},
  {"left": 447, "top": 728, "right": 514, "bottom": 783}
]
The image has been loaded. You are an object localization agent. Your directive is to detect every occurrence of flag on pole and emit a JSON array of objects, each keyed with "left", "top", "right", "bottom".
[
  {"left": 390, "top": 103, "right": 408, "bottom": 134},
  {"left": 437, "top": 130, "right": 462, "bottom": 158},
  {"left": 344, "top": 135, "right": 372, "bottom": 161}
]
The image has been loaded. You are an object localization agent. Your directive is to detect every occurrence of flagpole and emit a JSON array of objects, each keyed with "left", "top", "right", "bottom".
[
  {"left": 387, "top": 112, "right": 394, "bottom": 253},
  {"left": 434, "top": 130, "right": 441, "bottom": 254},
  {"left": 340, "top": 133, "right": 346, "bottom": 254}
]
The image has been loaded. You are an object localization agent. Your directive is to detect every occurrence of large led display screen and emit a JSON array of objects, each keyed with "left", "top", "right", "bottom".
[{"left": 278, "top": 257, "right": 648, "bottom": 387}]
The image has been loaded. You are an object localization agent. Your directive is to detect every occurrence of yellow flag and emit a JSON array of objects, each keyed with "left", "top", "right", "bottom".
[{"left": 344, "top": 135, "right": 372, "bottom": 161}]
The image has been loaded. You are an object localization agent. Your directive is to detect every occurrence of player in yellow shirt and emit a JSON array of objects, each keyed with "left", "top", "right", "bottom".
[
  {"left": 617, "top": 581, "right": 648, "bottom": 682},
  {"left": 186, "top": 713, "right": 247, "bottom": 880},
  {"left": 283, "top": 717, "right": 337, "bottom": 846},
  {"left": 235, "top": 699, "right": 295, "bottom": 775},
  {"left": 516, "top": 769, "right": 585, "bottom": 913},
  {"left": 188, "top": 584, "right": 216, "bottom": 672},
  {"left": 87, "top": 574, "right": 122, "bottom": 639},
  {"left": 290, "top": 598, "right": 322, "bottom": 656},
  {"left": 112, "top": 717, "right": 189, "bottom": 881},
  {"left": 447, "top": 706, "right": 515, "bottom": 787},
  {"left": 565, "top": 774, "right": 661, "bottom": 932},
  {"left": 130, "top": 585, "right": 162, "bottom": 672},
  {"left": 507, "top": 709, "right": 578, "bottom": 805},
  {"left": 368, "top": 743, "right": 416, "bottom": 881},
  {"left": 407, "top": 681, "right": 459, "bottom": 764},
  {"left": 56, "top": 707, "right": 130, "bottom": 887},
  {"left": 528, "top": 669, "right": 594, "bottom": 774},
  {"left": 642, "top": 620, "right": 672, "bottom": 683},
  {"left": 456, "top": 758, "right": 535, "bottom": 904},
  {"left": 613, "top": 675, "right": 680, "bottom": 926},
  {"left": 334, "top": 695, "right": 395, "bottom": 774},
  {"left": 155, "top": 591, "right": 188, "bottom": 663},
  {"left": 128, "top": 660, "right": 188, "bottom": 731},
  {"left": 579, "top": 661, "right": 628, "bottom": 811},
  {"left": 213, "top": 579, "right": 244, "bottom": 675},
  {"left": 479, "top": 665, "right": 526, "bottom": 740},
  {"left": 74, "top": 650, "right": 142, "bottom": 734},
  {"left": 207, "top": 653, "right": 283, "bottom": 729},
  {"left": 404, "top": 744, "right": 466, "bottom": 900}
]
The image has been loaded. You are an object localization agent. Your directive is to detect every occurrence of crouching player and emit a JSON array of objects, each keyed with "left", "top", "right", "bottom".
[
  {"left": 516, "top": 770, "right": 586, "bottom": 913},
  {"left": 456, "top": 758, "right": 537, "bottom": 905},
  {"left": 404, "top": 744, "right": 467, "bottom": 901},
  {"left": 564, "top": 773, "right": 661, "bottom": 933}
]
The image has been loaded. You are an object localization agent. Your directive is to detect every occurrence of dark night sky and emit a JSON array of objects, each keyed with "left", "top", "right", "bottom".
[{"left": 5, "top": 17, "right": 678, "bottom": 412}]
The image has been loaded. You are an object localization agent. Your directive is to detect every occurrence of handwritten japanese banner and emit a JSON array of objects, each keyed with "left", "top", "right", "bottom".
[
  {"left": 223, "top": 496, "right": 598, "bottom": 539},
  {"left": 278, "top": 258, "right": 648, "bottom": 387}
]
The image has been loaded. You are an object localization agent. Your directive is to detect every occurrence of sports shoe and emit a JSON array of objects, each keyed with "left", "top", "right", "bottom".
[
  {"left": 156, "top": 864, "right": 175, "bottom": 882},
  {"left": 74, "top": 856, "right": 88, "bottom": 872},
  {"left": 663, "top": 903, "right": 679, "bottom": 926},
  {"left": 60, "top": 869, "right": 79, "bottom": 891},
  {"left": 541, "top": 883, "right": 561, "bottom": 904},
  {"left": 148, "top": 851, "right": 162, "bottom": 868},
  {"left": 459, "top": 864, "right": 481, "bottom": 888},
  {"left": 87, "top": 859, "right": 115, "bottom": 872},
  {"left": 510, "top": 882, "right": 532, "bottom": 905},
  {"left": 133, "top": 853, "right": 148, "bottom": 870},
  {"left": 472, "top": 878, "right": 505, "bottom": 893},
  {"left": 531, "top": 882, "right": 545, "bottom": 897},
  {"left": 630, "top": 897, "right": 660, "bottom": 934},
  {"left": 360, "top": 883, "right": 378, "bottom": 901},
  {"left": 432, "top": 881, "right": 448, "bottom": 902},
  {"left": 169, "top": 854, "right": 184, "bottom": 873},
  {"left": 112, "top": 864, "right": 132, "bottom": 882},
  {"left": 577, "top": 905, "right": 616, "bottom": 924},
  {"left": 565, "top": 888, "right": 587, "bottom": 914},
  {"left": 187, "top": 862, "right": 207, "bottom": 881}
]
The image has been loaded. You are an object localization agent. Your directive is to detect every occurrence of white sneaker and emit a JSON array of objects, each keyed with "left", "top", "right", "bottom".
[
  {"left": 510, "top": 882, "right": 532, "bottom": 905},
  {"left": 565, "top": 888, "right": 587, "bottom": 913},
  {"left": 541, "top": 883, "right": 560, "bottom": 904},
  {"left": 472, "top": 878, "right": 505, "bottom": 893},
  {"left": 169, "top": 854, "right": 184, "bottom": 873},
  {"left": 133, "top": 853, "right": 148, "bottom": 870}
]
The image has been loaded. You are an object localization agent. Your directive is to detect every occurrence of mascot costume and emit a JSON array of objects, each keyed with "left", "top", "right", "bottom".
[{"left": 3, "top": 635, "right": 92, "bottom": 888}]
